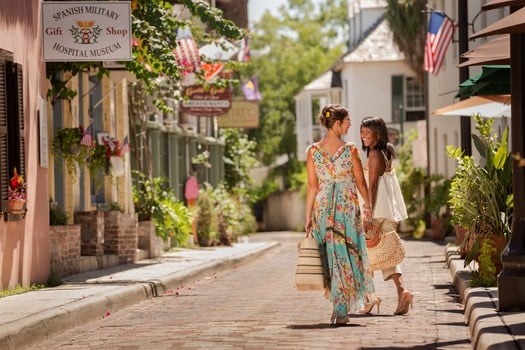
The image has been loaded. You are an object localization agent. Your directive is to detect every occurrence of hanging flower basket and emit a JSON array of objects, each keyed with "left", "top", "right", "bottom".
[{"left": 52, "top": 127, "right": 94, "bottom": 177}]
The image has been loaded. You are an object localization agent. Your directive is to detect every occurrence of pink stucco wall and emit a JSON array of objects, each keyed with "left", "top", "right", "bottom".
[{"left": 0, "top": 0, "right": 50, "bottom": 289}]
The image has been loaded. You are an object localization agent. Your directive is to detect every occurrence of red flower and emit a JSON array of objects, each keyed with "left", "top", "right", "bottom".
[{"left": 8, "top": 168, "right": 26, "bottom": 201}]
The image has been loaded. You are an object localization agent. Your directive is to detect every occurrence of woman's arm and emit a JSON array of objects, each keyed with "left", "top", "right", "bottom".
[
  {"left": 305, "top": 148, "right": 318, "bottom": 235},
  {"left": 366, "top": 149, "right": 383, "bottom": 211},
  {"left": 351, "top": 145, "right": 371, "bottom": 212}
]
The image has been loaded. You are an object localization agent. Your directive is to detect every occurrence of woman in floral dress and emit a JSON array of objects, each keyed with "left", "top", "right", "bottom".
[{"left": 304, "top": 104, "right": 375, "bottom": 325}]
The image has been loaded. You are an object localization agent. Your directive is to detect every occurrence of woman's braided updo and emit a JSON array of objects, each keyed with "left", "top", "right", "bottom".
[{"left": 319, "top": 104, "right": 349, "bottom": 129}]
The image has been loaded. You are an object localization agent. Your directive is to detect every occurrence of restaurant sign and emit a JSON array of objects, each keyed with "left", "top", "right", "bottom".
[
  {"left": 181, "top": 86, "right": 232, "bottom": 116},
  {"left": 42, "top": 1, "right": 132, "bottom": 62}
]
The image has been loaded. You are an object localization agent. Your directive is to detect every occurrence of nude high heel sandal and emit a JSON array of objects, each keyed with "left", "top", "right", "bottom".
[
  {"left": 394, "top": 291, "right": 413, "bottom": 315},
  {"left": 359, "top": 296, "right": 382, "bottom": 314}
]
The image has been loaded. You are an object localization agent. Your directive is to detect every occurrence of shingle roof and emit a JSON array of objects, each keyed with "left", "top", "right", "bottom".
[
  {"left": 343, "top": 19, "right": 405, "bottom": 63},
  {"left": 302, "top": 70, "right": 333, "bottom": 91}
]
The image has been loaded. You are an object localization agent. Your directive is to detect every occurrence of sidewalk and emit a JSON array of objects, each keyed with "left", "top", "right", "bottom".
[
  {"left": 0, "top": 233, "right": 523, "bottom": 350},
  {"left": 0, "top": 237, "right": 280, "bottom": 350},
  {"left": 446, "top": 246, "right": 525, "bottom": 350}
]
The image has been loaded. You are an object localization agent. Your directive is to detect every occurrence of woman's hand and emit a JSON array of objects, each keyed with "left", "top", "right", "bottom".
[
  {"left": 362, "top": 207, "right": 373, "bottom": 232},
  {"left": 305, "top": 218, "right": 312, "bottom": 237}
]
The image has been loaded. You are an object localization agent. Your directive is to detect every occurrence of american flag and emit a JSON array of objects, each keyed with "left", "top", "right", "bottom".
[
  {"left": 121, "top": 135, "right": 130, "bottom": 154},
  {"left": 80, "top": 123, "right": 93, "bottom": 147},
  {"left": 424, "top": 12, "right": 454, "bottom": 75}
]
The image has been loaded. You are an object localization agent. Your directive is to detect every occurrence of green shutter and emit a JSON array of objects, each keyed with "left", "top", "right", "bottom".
[{"left": 391, "top": 75, "right": 404, "bottom": 123}]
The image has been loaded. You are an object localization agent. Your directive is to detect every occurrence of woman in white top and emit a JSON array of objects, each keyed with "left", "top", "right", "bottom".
[{"left": 360, "top": 115, "right": 413, "bottom": 315}]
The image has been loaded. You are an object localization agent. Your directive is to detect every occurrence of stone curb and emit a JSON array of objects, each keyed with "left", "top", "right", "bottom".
[
  {"left": 0, "top": 241, "right": 281, "bottom": 350},
  {"left": 445, "top": 246, "right": 521, "bottom": 350}
]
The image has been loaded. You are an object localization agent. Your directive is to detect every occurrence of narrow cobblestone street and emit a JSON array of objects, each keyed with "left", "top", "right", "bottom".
[{"left": 33, "top": 232, "right": 471, "bottom": 350}]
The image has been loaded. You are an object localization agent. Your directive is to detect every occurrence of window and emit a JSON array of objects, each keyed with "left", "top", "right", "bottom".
[
  {"left": 391, "top": 75, "right": 426, "bottom": 123},
  {"left": 0, "top": 50, "right": 25, "bottom": 209}
]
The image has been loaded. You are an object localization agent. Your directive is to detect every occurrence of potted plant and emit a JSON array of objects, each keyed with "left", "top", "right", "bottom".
[
  {"left": 446, "top": 116, "right": 512, "bottom": 285},
  {"left": 191, "top": 150, "right": 212, "bottom": 170},
  {"left": 424, "top": 174, "right": 452, "bottom": 240},
  {"left": 8, "top": 168, "right": 27, "bottom": 214}
]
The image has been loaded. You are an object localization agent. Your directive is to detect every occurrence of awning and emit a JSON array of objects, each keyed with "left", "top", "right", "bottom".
[
  {"left": 432, "top": 95, "right": 511, "bottom": 118},
  {"left": 456, "top": 65, "right": 510, "bottom": 99},
  {"left": 482, "top": 0, "right": 525, "bottom": 11},
  {"left": 458, "top": 35, "right": 510, "bottom": 67},
  {"left": 471, "top": 6, "right": 525, "bottom": 39}
]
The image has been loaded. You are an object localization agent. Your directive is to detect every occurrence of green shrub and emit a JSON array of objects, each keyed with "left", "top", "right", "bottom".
[
  {"left": 49, "top": 200, "right": 69, "bottom": 225},
  {"left": 196, "top": 187, "right": 219, "bottom": 246},
  {"left": 132, "top": 171, "right": 192, "bottom": 245}
]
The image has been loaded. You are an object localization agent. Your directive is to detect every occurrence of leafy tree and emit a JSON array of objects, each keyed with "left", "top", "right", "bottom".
[
  {"left": 244, "top": 0, "right": 348, "bottom": 178},
  {"left": 221, "top": 128, "right": 259, "bottom": 194},
  {"left": 384, "top": 0, "right": 427, "bottom": 85}
]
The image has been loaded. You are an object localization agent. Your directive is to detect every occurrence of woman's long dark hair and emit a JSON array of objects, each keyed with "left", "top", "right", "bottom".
[{"left": 360, "top": 116, "right": 395, "bottom": 161}]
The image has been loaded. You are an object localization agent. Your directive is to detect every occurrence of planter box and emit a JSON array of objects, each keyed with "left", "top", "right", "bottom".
[
  {"left": 137, "top": 220, "right": 163, "bottom": 259},
  {"left": 49, "top": 225, "right": 81, "bottom": 278},
  {"left": 103, "top": 211, "right": 139, "bottom": 264},
  {"left": 75, "top": 211, "right": 105, "bottom": 256}
]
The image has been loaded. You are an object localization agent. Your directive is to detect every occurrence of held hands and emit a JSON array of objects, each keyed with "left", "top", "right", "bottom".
[{"left": 362, "top": 206, "right": 373, "bottom": 232}]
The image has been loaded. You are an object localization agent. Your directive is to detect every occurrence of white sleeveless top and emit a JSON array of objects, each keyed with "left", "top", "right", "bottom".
[{"left": 363, "top": 151, "right": 408, "bottom": 222}]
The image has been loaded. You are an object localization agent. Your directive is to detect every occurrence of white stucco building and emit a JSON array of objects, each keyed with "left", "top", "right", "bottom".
[{"left": 296, "top": 0, "right": 510, "bottom": 178}]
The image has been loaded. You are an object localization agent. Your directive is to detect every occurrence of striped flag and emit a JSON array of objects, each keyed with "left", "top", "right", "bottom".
[
  {"left": 121, "top": 135, "right": 130, "bottom": 154},
  {"left": 80, "top": 123, "right": 93, "bottom": 147},
  {"left": 424, "top": 12, "right": 454, "bottom": 75}
]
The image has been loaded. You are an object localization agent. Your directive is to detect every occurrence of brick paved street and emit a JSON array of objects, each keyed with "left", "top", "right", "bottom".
[{"left": 33, "top": 232, "right": 471, "bottom": 350}]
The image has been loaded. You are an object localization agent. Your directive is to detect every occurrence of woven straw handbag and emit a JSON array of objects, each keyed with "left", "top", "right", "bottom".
[
  {"left": 366, "top": 229, "right": 406, "bottom": 271},
  {"left": 295, "top": 237, "right": 325, "bottom": 291}
]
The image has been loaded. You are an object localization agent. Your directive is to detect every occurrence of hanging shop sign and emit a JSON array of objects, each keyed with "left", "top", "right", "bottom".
[
  {"left": 217, "top": 100, "right": 260, "bottom": 129},
  {"left": 181, "top": 86, "right": 232, "bottom": 116},
  {"left": 42, "top": 1, "right": 132, "bottom": 62}
]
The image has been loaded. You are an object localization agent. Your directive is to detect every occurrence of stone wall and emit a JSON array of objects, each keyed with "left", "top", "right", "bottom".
[
  {"left": 263, "top": 190, "right": 305, "bottom": 231},
  {"left": 49, "top": 225, "right": 81, "bottom": 278}
]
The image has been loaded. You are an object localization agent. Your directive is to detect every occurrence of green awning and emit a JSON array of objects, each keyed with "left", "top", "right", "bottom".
[{"left": 456, "top": 65, "right": 510, "bottom": 100}]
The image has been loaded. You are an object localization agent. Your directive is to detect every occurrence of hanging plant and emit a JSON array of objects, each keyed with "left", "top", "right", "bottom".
[
  {"left": 89, "top": 144, "right": 108, "bottom": 175},
  {"left": 52, "top": 127, "right": 94, "bottom": 178}
]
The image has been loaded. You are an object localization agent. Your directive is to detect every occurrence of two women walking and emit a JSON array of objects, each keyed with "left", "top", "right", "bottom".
[{"left": 304, "top": 104, "right": 412, "bottom": 325}]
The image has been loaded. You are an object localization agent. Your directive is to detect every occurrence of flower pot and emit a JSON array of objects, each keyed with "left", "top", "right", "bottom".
[
  {"left": 8, "top": 199, "right": 25, "bottom": 214},
  {"left": 454, "top": 225, "right": 468, "bottom": 258}
]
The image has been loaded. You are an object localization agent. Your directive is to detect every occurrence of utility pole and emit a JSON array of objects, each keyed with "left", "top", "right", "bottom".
[{"left": 458, "top": 0, "right": 471, "bottom": 156}]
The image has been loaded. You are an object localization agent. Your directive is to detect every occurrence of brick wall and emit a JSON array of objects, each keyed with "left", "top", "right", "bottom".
[
  {"left": 75, "top": 211, "right": 105, "bottom": 256},
  {"left": 49, "top": 225, "right": 81, "bottom": 278},
  {"left": 104, "top": 211, "right": 138, "bottom": 264}
]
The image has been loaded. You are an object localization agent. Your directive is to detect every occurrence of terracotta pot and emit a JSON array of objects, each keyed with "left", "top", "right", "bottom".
[
  {"left": 431, "top": 218, "right": 446, "bottom": 240},
  {"left": 467, "top": 232, "right": 507, "bottom": 275},
  {"left": 8, "top": 199, "right": 25, "bottom": 214},
  {"left": 454, "top": 225, "right": 468, "bottom": 258}
]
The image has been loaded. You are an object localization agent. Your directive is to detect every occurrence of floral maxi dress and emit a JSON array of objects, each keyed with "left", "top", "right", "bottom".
[{"left": 308, "top": 142, "right": 375, "bottom": 320}]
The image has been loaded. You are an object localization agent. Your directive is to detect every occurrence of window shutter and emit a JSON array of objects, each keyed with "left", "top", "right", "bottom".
[
  {"left": 0, "top": 61, "right": 8, "bottom": 203},
  {"left": 16, "top": 63, "right": 25, "bottom": 178}
]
